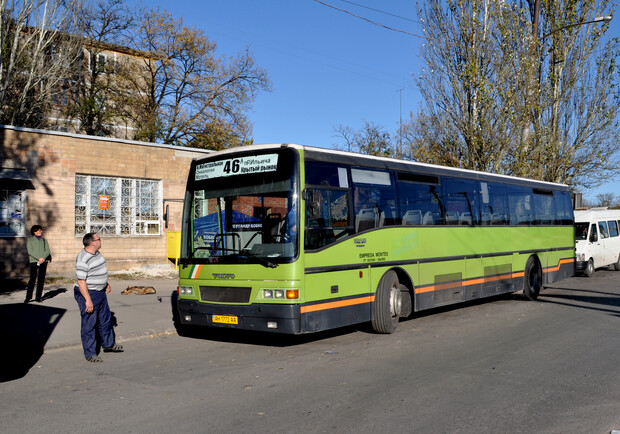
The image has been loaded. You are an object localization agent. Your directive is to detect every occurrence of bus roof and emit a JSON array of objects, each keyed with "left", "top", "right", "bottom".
[{"left": 191, "top": 143, "right": 570, "bottom": 191}]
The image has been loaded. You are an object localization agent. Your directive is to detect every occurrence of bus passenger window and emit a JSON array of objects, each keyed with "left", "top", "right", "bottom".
[
  {"left": 507, "top": 185, "right": 534, "bottom": 225},
  {"left": 533, "top": 189, "right": 556, "bottom": 225},
  {"left": 351, "top": 169, "right": 397, "bottom": 232},
  {"left": 554, "top": 191, "right": 574, "bottom": 225},
  {"left": 443, "top": 177, "right": 480, "bottom": 225},
  {"left": 480, "top": 182, "right": 508, "bottom": 225},
  {"left": 396, "top": 174, "right": 442, "bottom": 226}
]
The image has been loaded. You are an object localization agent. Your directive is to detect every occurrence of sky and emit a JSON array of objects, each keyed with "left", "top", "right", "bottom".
[{"left": 132, "top": 0, "right": 618, "bottom": 203}]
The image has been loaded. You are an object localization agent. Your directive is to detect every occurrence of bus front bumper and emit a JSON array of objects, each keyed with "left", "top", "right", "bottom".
[
  {"left": 575, "top": 260, "right": 588, "bottom": 272},
  {"left": 177, "top": 298, "right": 302, "bottom": 334}
]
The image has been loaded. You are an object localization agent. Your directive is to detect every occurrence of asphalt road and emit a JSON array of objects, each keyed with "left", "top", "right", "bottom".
[{"left": 3, "top": 269, "right": 620, "bottom": 433}]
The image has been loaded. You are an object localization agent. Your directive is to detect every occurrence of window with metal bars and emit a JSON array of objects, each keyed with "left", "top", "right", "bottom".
[{"left": 75, "top": 175, "right": 161, "bottom": 236}]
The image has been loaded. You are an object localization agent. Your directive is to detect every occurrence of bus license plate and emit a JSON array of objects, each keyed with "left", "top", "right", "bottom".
[{"left": 212, "top": 315, "right": 238, "bottom": 325}]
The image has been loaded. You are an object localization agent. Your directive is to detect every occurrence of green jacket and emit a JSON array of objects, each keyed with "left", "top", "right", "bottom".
[{"left": 27, "top": 236, "right": 51, "bottom": 264}]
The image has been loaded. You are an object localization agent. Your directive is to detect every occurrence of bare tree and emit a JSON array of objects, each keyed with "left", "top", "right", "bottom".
[
  {"left": 407, "top": 0, "right": 515, "bottom": 173},
  {"left": 0, "top": 0, "right": 82, "bottom": 128},
  {"left": 66, "top": 0, "right": 134, "bottom": 136},
  {"left": 406, "top": 0, "right": 619, "bottom": 190},
  {"left": 595, "top": 193, "right": 616, "bottom": 208},
  {"left": 124, "top": 8, "right": 271, "bottom": 148},
  {"left": 333, "top": 121, "right": 395, "bottom": 157},
  {"left": 526, "top": 0, "right": 620, "bottom": 188}
]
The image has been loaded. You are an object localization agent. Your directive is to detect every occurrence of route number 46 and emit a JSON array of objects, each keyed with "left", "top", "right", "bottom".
[{"left": 223, "top": 159, "right": 240, "bottom": 174}]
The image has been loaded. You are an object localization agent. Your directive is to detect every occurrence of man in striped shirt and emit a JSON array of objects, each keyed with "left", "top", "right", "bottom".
[{"left": 74, "top": 232, "right": 123, "bottom": 363}]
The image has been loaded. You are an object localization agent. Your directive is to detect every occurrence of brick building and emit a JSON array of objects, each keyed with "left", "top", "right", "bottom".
[{"left": 0, "top": 125, "right": 212, "bottom": 277}]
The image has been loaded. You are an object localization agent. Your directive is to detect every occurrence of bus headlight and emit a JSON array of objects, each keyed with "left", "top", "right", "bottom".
[
  {"left": 179, "top": 286, "right": 194, "bottom": 295},
  {"left": 275, "top": 290, "right": 285, "bottom": 299},
  {"left": 264, "top": 289, "right": 274, "bottom": 298},
  {"left": 576, "top": 253, "right": 585, "bottom": 262}
]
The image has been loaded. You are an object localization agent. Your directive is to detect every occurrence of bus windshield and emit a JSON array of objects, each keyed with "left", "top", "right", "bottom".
[{"left": 187, "top": 149, "right": 298, "bottom": 265}]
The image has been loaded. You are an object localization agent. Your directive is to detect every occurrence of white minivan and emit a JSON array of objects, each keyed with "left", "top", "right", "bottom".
[{"left": 574, "top": 208, "right": 620, "bottom": 276}]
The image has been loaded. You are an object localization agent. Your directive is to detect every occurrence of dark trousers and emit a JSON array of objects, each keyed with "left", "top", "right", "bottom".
[
  {"left": 26, "top": 262, "right": 47, "bottom": 301},
  {"left": 74, "top": 287, "right": 115, "bottom": 358}
]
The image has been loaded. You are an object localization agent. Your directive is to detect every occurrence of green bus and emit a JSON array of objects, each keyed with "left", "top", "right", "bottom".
[{"left": 177, "top": 144, "right": 575, "bottom": 334}]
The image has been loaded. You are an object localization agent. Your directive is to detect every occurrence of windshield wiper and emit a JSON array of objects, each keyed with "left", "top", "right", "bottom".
[{"left": 238, "top": 250, "right": 278, "bottom": 268}]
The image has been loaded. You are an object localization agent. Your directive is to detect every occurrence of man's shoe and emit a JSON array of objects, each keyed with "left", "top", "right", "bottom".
[
  {"left": 24, "top": 299, "right": 31, "bottom": 304},
  {"left": 103, "top": 344, "right": 124, "bottom": 353},
  {"left": 86, "top": 356, "right": 103, "bottom": 363}
]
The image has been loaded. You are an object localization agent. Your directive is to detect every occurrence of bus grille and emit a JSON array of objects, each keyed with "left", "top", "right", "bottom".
[{"left": 199, "top": 286, "right": 251, "bottom": 303}]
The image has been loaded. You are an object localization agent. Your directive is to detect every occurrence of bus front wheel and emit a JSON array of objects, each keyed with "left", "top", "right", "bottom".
[
  {"left": 523, "top": 256, "right": 542, "bottom": 301},
  {"left": 584, "top": 259, "right": 594, "bottom": 277},
  {"left": 371, "top": 270, "right": 401, "bottom": 334}
]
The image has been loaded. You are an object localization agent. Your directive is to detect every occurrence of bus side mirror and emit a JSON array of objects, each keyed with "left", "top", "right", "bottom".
[
  {"left": 163, "top": 204, "right": 169, "bottom": 229},
  {"left": 590, "top": 232, "right": 598, "bottom": 242}
]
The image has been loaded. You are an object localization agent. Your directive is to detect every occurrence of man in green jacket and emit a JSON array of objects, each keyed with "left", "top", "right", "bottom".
[{"left": 26, "top": 225, "right": 51, "bottom": 303}]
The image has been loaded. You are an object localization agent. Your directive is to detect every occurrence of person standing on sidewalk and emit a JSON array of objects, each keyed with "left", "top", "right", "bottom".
[
  {"left": 74, "top": 232, "right": 123, "bottom": 363},
  {"left": 25, "top": 225, "right": 51, "bottom": 303}
]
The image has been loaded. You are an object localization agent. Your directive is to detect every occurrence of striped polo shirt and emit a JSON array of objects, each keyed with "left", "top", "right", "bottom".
[{"left": 75, "top": 249, "right": 108, "bottom": 291}]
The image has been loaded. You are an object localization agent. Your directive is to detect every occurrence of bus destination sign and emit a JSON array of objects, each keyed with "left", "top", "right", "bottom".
[{"left": 195, "top": 154, "right": 279, "bottom": 181}]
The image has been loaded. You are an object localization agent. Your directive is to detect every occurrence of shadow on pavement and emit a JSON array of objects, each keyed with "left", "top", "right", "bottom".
[
  {"left": 0, "top": 303, "right": 66, "bottom": 382},
  {"left": 0, "top": 278, "right": 26, "bottom": 296},
  {"left": 41, "top": 287, "right": 68, "bottom": 301}
]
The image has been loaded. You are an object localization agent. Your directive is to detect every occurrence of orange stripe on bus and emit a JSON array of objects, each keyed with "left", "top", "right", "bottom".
[
  {"left": 300, "top": 295, "right": 375, "bottom": 314},
  {"left": 543, "top": 257, "right": 575, "bottom": 273},
  {"left": 191, "top": 264, "right": 202, "bottom": 279},
  {"left": 416, "top": 273, "right": 515, "bottom": 294},
  {"left": 414, "top": 257, "right": 572, "bottom": 295}
]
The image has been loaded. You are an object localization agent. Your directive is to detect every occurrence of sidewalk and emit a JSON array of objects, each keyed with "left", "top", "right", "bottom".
[{"left": 0, "top": 275, "right": 180, "bottom": 353}]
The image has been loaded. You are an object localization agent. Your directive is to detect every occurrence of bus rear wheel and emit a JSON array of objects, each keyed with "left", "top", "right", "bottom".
[
  {"left": 371, "top": 270, "right": 401, "bottom": 334},
  {"left": 523, "top": 256, "right": 542, "bottom": 301}
]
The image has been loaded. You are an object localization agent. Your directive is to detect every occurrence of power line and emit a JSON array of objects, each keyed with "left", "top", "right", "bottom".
[
  {"left": 313, "top": 0, "right": 423, "bottom": 38},
  {"left": 339, "top": 0, "right": 419, "bottom": 24}
]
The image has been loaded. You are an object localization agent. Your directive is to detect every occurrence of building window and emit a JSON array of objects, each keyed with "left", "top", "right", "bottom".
[
  {"left": 75, "top": 175, "right": 161, "bottom": 236},
  {"left": 0, "top": 189, "right": 26, "bottom": 237},
  {"left": 51, "top": 82, "right": 70, "bottom": 106}
]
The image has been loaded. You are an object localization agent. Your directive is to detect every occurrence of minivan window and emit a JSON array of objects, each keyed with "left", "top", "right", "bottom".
[
  {"left": 599, "top": 221, "right": 609, "bottom": 239},
  {"left": 609, "top": 220, "right": 619, "bottom": 237}
]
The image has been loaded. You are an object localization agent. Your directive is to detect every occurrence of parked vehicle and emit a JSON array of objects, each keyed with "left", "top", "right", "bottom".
[{"left": 574, "top": 208, "right": 620, "bottom": 276}]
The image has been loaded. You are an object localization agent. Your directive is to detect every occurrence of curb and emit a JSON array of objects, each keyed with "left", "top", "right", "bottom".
[{"left": 44, "top": 327, "right": 179, "bottom": 354}]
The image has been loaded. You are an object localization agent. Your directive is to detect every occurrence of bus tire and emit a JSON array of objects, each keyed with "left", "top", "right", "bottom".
[
  {"left": 614, "top": 255, "right": 620, "bottom": 271},
  {"left": 584, "top": 258, "right": 594, "bottom": 277},
  {"left": 523, "top": 256, "right": 542, "bottom": 301},
  {"left": 371, "top": 270, "right": 401, "bottom": 334}
]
